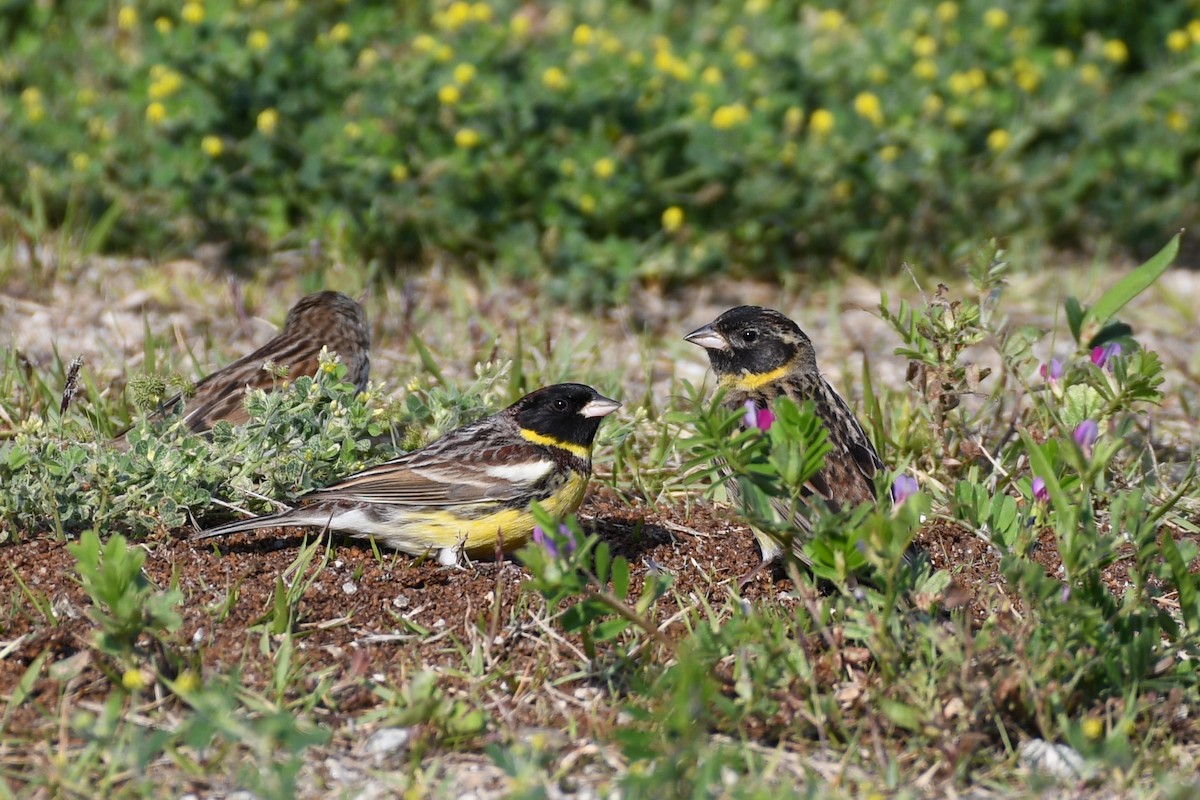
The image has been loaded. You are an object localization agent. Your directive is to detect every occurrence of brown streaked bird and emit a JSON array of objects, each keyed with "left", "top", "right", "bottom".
[
  {"left": 685, "top": 305, "right": 884, "bottom": 566},
  {"left": 193, "top": 383, "right": 621, "bottom": 565},
  {"left": 123, "top": 290, "right": 370, "bottom": 437}
]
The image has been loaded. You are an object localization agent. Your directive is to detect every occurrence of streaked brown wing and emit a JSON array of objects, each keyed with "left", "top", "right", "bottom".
[
  {"left": 305, "top": 423, "right": 542, "bottom": 507},
  {"left": 303, "top": 461, "right": 518, "bottom": 506},
  {"left": 175, "top": 338, "right": 323, "bottom": 431}
]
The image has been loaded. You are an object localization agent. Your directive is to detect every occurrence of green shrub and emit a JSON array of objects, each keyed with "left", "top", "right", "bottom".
[{"left": 2, "top": 1, "right": 1198, "bottom": 300}]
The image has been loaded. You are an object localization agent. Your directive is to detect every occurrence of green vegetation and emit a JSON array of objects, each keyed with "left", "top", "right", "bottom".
[
  {"left": 2, "top": 236, "right": 1197, "bottom": 795},
  {"left": 3, "top": 0, "right": 1200, "bottom": 795},
  {"left": 3, "top": 1, "right": 1199, "bottom": 302}
]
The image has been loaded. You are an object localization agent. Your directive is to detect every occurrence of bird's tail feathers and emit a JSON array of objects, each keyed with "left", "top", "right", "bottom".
[{"left": 192, "top": 511, "right": 289, "bottom": 541}]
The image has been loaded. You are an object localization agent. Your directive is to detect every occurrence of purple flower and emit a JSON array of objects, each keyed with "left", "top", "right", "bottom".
[
  {"left": 1039, "top": 358, "right": 1064, "bottom": 385},
  {"left": 1073, "top": 419, "right": 1099, "bottom": 456},
  {"left": 1090, "top": 342, "right": 1122, "bottom": 369},
  {"left": 743, "top": 400, "right": 775, "bottom": 431},
  {"left": 891, "top": 475, "right": 919, "bottom": 505},
  {"left": 532, "top": 524, "right": 577, "bottom": 558},
  {"left": 1031, "top": 476, "right": 1049, "bottom": 503}
]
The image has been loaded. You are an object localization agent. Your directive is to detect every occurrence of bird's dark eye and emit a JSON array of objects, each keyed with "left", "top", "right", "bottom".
[
  {"left": 742, "top": 329, "right": 758, "bottom": 343},
  {"left": 553, "top": 398, "right": 569, "bottom": 411}
]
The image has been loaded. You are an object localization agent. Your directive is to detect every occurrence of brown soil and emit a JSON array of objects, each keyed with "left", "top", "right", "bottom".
[
  {"left": 3, "top": 486, "right": 1199, "bottom": 796},
  {"left": 9, "top": 484, "right": 1188, "bottom": 729}
]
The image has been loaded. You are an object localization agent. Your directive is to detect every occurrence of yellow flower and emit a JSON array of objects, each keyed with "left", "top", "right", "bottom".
[
  {"left": 435, "top": 44, "right": 454, "bottom": 63},
  {"left": 701, "top": 66, "right": 723, "bottom": 85},
  {"left": 1081, "top": 718, "right": 1104, "bottom": 741},
  {"left": 579, "top": 194, "right": 596, "bottom": 214},
  {"left": 572, "top": 24, "right": 594, "bottom": 47},
  {"left": 117, "top": 6, "right": 138, "bottom": 30},
  {"left": 1190, "top": 19, "right": 1200, "bottom": 44},
  {"left": 809, "top": 108, "right": 834, "bottom": 135},
  {"left": 20, "top": 86, "right": 42, "bottom": 108},
  {"left": 148, "top": 70, "right": 183, "bottom": 99},
  {"left": 1165, "top": 111, "right": 1188, "bottom": 132},
  {"left": 121, "top": 669, "right": 147, "bottom": 691},
  {"left": 455, "top": 127, "right": 481, "bottom": 148},
  {"left": 734, "top": 50, "right": 756, "bottom": 70},
  {"left": 745, "top": 0, "right": 769, "bottom": 15},
  {"left": 627, "top": 51, "right": 645, "bottom": 67},
  {"left": 983, "top": 8, "right": 1008, "bottom": 30},
  {"left": 440, "top": 1, "right": 471, "bottom": 30},
  {"left": 593, "top": 157, "right": 615, "bottom": 179},
  {"left": 946, "top": 106, "right": 967, "bottom": 127},
  {"left": 711, "top": 103, "right": 750, "bottom": 129},
  {"left": 201, "top": 135, "right": 223, "bottom": 156},
  {"left": 145, "top": 102, "right": 167, "bottom": 124},
  {"left": 600, "top": 33, "right": 622, "bottom": 54},
  {"left": 181, "top": 2, "right": 204, "bottom": 25},
  {"left": 831, "top": 180, "right": 852, "bottom": 201},
  {"left": 343, "top": 121, "right": 362, "bottom": 139},
  {"left": 256, "top": 107, "right": 278, "bottom": 135},
  {"left": 471, "top": 2, "right": 492, "bottom": 22},
  {"left": 174, "top": 670, "right": 201, "bottom": 694},
  {"left": 88, "top": 117, "right": 114, "bottom": 140},
  {"left": 510, "top": 15, "right": 530, "bottom": 38},
  {"left": 783, "top": 105, "right": 804, "bottom": 134},
  {"left": 913, "top": 35, "right": 937, "bottom": 58},
  {"left": 1015, "top": 67, "right": 1040, "bottom": 92},
  {"left": 867, "top": 64, "right": 888, "bottom": 84},
  {"left": 879, "top": 145, "right": 900, "bottom": 163},
  {"left": 155, "top": 16, "right": 172, "bottom": 33},
  {"left": 724, "top": 26, "right": 747, "bottom": 48},
  {"left": 986, "top": 128, "right": 1010, "bottom": 153},
  {"left": 1167, "top": 30, "right": 1190, "bottom": 52},
  {"left": 935, "top": 2, "right": 958, "bottom": 22},
  {"left": 818, "top": 10, "right": 845, "bottom": 31},
  {"left": 780, "top": 140, "right": 797, "bottom": 165},
  {"left": 330, "top": 22, "right": 351, "bottom": 43},
  {"left": 967, "top": 68, "right": 986, "bottom": 90},
  {"left": 853, "top": 91, "right": 883, "bottom": 125},
  {"left": 438, "top": 84, "right": 461, "bottom": 105},
  {"left": 247, "top": 30, "right": 270, "bottom": 52},
  {"left": 454, "top": 63, "right": 476, "bottom": 85},
  {"left": 662, "top": 206, "right": 684, "bottom": 232},
  {"left": 1102, "top": 39, "right": 1128, "bottom": 65},
  {"left": 1053, "top": 48, "right": 1074, "bottom": 68},
  {"left": 358, "top": 47, "right": 379, "bottom": 69},
  {"left": 413, "top": 34, "right": 437, "bottom": 53},
  {"left": 1079, "top": 63, "right": 1102, "bottom": 86},
  {"left": 922, "top": 94, "right": 943, "bottom": 116},
  {"left": 542, "top": 67, "right": 568, "bottom": 90},
  {"left": 912, "top": 59, "right": 938, "bottom": 81},
  {"left": 391, "top": 163, "right": 410, "bottom": 182},
  {"left": 71, "top": 153, "right": 90, "bottom": 172}
]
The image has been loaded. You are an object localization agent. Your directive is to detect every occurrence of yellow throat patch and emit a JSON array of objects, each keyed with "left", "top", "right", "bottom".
[
  {"left": 519, "top": 427, "right": 590, "bottom": 460},
  {"left": 718, "top": 364, "right": 789, "bottom": 392}
]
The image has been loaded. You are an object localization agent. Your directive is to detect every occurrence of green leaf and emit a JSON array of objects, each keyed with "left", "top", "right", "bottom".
[
  {"left": 594, "top": 618, "right": 631, "bottom": 641},
  {"left": 1085, "top": 322, "right": 1133, "bottom": 350},
  {"left": 611, "top": 556, "right": 630, "bottom": 599},
  {"left": 409, "top": 332, "right": 446, "bottom": 386},
  {"left": 1065, "top": 296, "right": 1085, "bottom": 343},
  {"left": 1019, "top": 431, "right": 1074, "bottom": 524},
  {"left": 594, "top": 542, "right": 611, "bottom": 586},
  {"left": 1161, "top": 533, "right": 1200, "bottom": 634},
  {"left": 879, "top": 699, "right": 924, "bottom": 732},
  {"left": 1084, "top": 234, "right": 1179, "bottom": 330}
]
